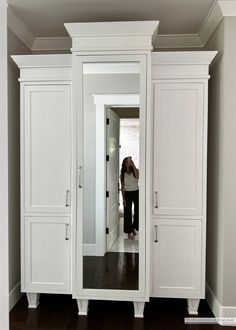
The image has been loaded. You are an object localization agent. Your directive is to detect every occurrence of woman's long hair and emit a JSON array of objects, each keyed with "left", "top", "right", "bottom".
[{"left": 120, "top": 157, "right": 136, "bottom": 183}]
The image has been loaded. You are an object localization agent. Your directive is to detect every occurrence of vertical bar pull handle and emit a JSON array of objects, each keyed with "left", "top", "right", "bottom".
[
  {"left": 65, "top": 190, "right": 70, "bottom": 207},
  {"left": 154, "top": 224, "right": 158, "bottom": 243},
  {"left": 65, "top": 223, "right": 69, "bottom": 240},
  {"left": 78, "top": 166, "right": 83, "bottom": 188},
  {"left": 154, "top": 191, "right": 158, "bottom": 208}
]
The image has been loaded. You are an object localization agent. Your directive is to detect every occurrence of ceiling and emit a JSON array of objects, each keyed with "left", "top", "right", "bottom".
[{"left": 7, "top": 0, "right": 216, "bottom": 39}]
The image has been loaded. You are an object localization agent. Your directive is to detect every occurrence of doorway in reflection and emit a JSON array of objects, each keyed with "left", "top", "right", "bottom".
[
  {"left": 83, "top": 105, "right": 140, "bottom": 290},
  {"left": 108, "top": 115, "right": 140, "bottom": 253}
]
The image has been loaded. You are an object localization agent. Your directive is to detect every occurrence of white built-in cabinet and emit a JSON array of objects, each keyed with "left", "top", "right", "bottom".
[
  {"left": 12, "top": 23, "right": 217, "bottom": 317},
  {"left": 150, "top": 52, "right": 216, "bottom": 314},
  {"left": 12, "top": 55, "right": 73, "bottom": 307}
]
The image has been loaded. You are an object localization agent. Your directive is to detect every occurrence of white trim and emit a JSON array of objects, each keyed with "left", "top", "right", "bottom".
[
  {"left": 74, "top": 54, "right": 148, "bottom": 302},
  {"left": 11, "top": 54, "right": 72, "bottom": 68},
  {"left": 206, "top": 283, "right": 236, "bottom": 325},
  {"left": 155, "top": 34, "right": 203, "bottom": 49},
  {"left": 83, "top": 244, "right": 97, "bottom": 256},
  {"left": 199, "top": 1, "right": 224, "bottom": 46},
  {"left": 32, "top": 37, "right": 72, "bottom": 52},
  {"left": 7, "top": 6, "right": 34, "bottom": 50},
  {"left": 65, "top": 21, "right": 159, "bottom": 52},
  {"left": 7, "top": 2, "right": 236, "bottom": 52},
  {"left": 9, "top": 282, "right": 23, "bottom": 311},
  {"left": 0, "top": 1, "right": 9, "bottom": 329}
]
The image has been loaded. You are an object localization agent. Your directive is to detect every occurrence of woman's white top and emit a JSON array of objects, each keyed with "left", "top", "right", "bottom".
[{"left": 124, "top": 172, "right": 139, "bottom": 191}]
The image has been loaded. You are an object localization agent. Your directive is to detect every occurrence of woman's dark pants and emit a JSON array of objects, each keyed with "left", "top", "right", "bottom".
[{"left": 124, "top": 190, "right": 139, "bottom": 234}]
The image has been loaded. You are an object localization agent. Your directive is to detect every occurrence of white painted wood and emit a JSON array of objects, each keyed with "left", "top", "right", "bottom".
[
  {"left": 151, "top": 219, "right": 202, "bottom": 298},
  {"left": 11, "top": 54, "right": 72, "bottom": 82},
  {"left": 7, "top": 6, "right": 35, "bottom": 49},
  {"left": 152, "top": 81, "right": 204, "bottom": 217},
  {"left": 155, "top": 34, "right": 203, "bottom": 50},
  {"left": 151, "top": 51, "right": 217, "bottom": 79},
  {"left": 75, "top": 54, "right": 148, "bottom": 301},
  {"left": 199, "top": 1, "right": 223, "bottom": 46},
  {"left": 9, "top": 282, "right": 23, "bottom": 311},
  {"left": 24, "top": 217, "right": 71, "bottom": 293},
  {"left": 106, "top": 109, "right": 120, "bottom": 251},
  {"left": 65, "top": 21, "right": 159, "bottom": 52},
  {"left": 77, "top": 299, "right": 89, "bottom": 315},
  {"left": 12, "top": 54, "right": 72, "bottom": 68},
  {"left": 32, "top": 37, "right": 72, "bottom": 52},
  {"left": 133, "top": 301, "right": 145, "bottom": 318},
  {"left": 24, "top": 84, "right": 71, "bottom": 213},
  {"left": 26, "top": 293, "right": 40, "bottom": 308},
  {"left": 0, "top": 4, "right": 9, "bottom": 329},
  {"left": 95, "top": 103, "right": 106, "bottom": 256},
  {"left": 206, "top": 283, "right": 236, "bottom": 324},
  {"left": 187, "top": 298, "right": 200, "bottom": 315}
]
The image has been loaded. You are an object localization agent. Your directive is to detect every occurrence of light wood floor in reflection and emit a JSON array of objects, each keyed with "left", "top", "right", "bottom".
[{"left": 108, "top": 218, "right": 139, "bottom": 253}]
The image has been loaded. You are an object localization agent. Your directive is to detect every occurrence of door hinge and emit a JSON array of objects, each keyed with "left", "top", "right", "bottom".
[
  {"left": 106, "top": 155, "right": 109, "bottom": 161},
  {"left": 106, "top": 191, "right": 109, "bottom": 197},
  {"left": 106, "top": 227, "right": 109, "bottom": 234},
  {"left": 106, "top": 118, "right": 109, "bottom": 125}
]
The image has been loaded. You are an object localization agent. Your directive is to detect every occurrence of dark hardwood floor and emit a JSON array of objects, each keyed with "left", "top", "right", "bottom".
[
  {"left": 83, "top": 252, "right": 138, "bottom": 290},
  {"left": 10, "top": 293, "right": 232, "bottom": 330}
]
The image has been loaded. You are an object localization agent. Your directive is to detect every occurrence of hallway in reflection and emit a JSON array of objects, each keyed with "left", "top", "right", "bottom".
[{"left": 108, "top": 217, "right": 139, "bottom": 253}]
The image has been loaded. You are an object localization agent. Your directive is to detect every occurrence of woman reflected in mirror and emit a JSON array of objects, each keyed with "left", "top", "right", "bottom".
[{"left": 120, "top": 157, "right": 139, "bottom": 240}]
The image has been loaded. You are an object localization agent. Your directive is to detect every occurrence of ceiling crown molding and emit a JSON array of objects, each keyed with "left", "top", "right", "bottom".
[
  {"left": 7, "top": 5, "right": 34, "bottom": 50},
  {"left": 32, "top": 37, "right": 72, "bottom": 52},
  {"left": 7, "top": 1, "right": 236, "bottom": 52},
  {"left": 154, "top": 34, "right": 203, "bottom": 50}
]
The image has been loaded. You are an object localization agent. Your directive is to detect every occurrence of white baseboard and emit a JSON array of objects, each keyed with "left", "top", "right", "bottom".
[
  {"left": 83, "top": 244, "right": 97, "bottom": 256},
  {"left": 9, "top": 281, "right": 23, "bottom": 311},
  {"left": 206, "top": 283, "right": 236, "bottom": 326}
]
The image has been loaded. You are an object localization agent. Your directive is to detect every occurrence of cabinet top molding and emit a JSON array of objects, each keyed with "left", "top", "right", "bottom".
[
  {"left": 11, "top": 54, "right": 72, "bottom": 68},
  {"left": 152, "top": 51, "right": 218, "bottom": 66},
  {"left": 64, "top": 21, "right": 159, "bottom": 52}
]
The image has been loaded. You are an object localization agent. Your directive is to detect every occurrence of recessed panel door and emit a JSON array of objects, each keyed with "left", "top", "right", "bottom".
[
  {"left": 24, "top": 85, "right": 71, "bottom": 213},
  {"left": 153, "top": 82, "right": 204, "bottom": 217}
]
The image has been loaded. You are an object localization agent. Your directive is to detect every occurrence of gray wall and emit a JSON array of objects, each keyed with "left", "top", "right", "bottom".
[
  {"left": 206, "top": 17, "right": 236, "bottom": 307},
  {"left": 7, "top": 28, "right": 31, "bottom": 309}
]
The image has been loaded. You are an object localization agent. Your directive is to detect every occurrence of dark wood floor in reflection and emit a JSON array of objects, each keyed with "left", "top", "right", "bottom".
[
  {"left": 83, "top": 252, "right": 138, "bottom": 290},
  {"left": 10, "top": 294, "right": 229, "bottom": 330}
]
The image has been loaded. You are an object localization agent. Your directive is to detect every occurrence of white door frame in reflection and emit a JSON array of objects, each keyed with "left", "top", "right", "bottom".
[
  {"left": 93, "top": 94, "right": 140, "bottom": 256},
  {"left": 74, "top": 54, "right": 149, "bottom": 301}
]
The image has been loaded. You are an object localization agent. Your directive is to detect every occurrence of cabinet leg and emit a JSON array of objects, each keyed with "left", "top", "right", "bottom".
[
  {"left": 26, "top": 293, "right": 40, "bottom": 308},
  {"left": 187, "top": 299, "right": 200, "bottom": 315},
  {"left": 133, "top": 301, "right": 145, "bottom": 318},
  {"left": 77, "top": 299, "right": 89, "bottom": 316}
]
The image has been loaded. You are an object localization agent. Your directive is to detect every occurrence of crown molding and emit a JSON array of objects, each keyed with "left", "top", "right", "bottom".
[
  {"left": 7, "top": 1, "right": 236, "bottom": 52},
  {"left": 154, "top": 34, "right": 203, "bottom": 49},
  {"left": 7, "top": 5, "right": 34, "bottom": 50},
  {"left": 64, "top": 21, "right": 159, "bottom": 52},
  {"left": 32, "top": 37, "right": 72, "bottom": 52},
  {"left": 199, "top": 1, "right": 223, "bottom": 46}
]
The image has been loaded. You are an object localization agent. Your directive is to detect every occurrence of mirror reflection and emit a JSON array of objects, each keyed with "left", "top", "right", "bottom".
[{"left": 82, "top": 62, "right": 140, "bottom": 290}]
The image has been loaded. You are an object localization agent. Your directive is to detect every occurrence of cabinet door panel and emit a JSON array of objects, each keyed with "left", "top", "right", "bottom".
[
  {"left": 24, "top": 217, "right": 71, "bottom": 293},
  {"left": 153, "top": 82, "right": 204, "bottom": 216},
  {"left": 24, "top": 85, "right": 71, "bottom": 213},
  {"left": 151, "top": 219, "right": 202, "bottom": 298}
]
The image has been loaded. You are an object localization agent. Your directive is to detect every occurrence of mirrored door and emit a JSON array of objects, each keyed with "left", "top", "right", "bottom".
[{"left": 76, "top": 55, "right": 147, "bottom": 298}]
